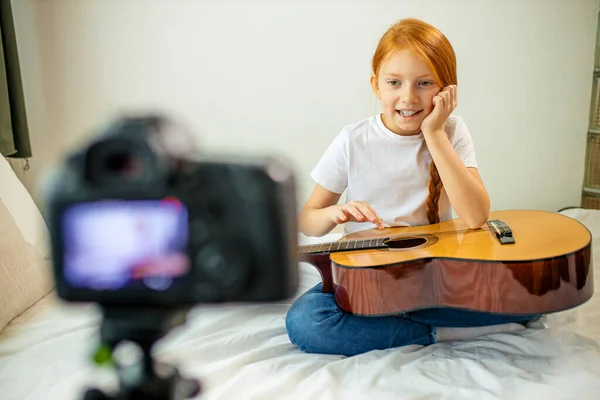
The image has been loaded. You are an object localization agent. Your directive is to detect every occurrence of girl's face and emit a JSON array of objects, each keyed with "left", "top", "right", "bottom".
[{"left": 371, "top": 48, "right": 441, "bottom": 136}]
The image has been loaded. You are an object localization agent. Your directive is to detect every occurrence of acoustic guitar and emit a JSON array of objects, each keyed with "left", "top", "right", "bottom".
[{"left": 299, "top": 210, "right": 594, "bottom": 316}]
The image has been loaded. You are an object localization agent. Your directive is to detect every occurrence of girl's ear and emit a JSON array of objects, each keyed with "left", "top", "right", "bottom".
[{"left": 370, "top": 74, "right": 380, "bottom": 99}]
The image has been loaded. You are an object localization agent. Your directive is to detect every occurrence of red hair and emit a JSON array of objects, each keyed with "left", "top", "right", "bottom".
[{"left": 372, "top": 18, "right": 457, "bottom": 224}]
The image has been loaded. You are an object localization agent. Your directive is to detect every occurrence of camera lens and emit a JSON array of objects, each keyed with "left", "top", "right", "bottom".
[
  {"left": 104, "top": 150, "right": 141, "bottom": 178},
  {"left": 84, "top": 137, "right": 156, "bottom": 187}
]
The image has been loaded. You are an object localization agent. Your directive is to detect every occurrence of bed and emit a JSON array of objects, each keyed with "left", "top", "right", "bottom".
[{"left": 1, "top": 155, "right": 600, "bottom": 399}]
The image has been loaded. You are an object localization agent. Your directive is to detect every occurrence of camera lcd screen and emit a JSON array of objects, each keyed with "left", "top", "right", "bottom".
[{"left": 61, "top": 199, "right": 190, "bottom": 291}]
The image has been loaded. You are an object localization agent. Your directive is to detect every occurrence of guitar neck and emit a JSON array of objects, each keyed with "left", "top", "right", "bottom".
[{"left": 299, "top": 237, "right": 388, "bottom": 255}]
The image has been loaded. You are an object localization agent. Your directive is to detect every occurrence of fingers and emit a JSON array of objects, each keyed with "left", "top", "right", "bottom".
[
  {"left": 344, "top": 201, "right": 385, "bottom": 229},
  {"left": 450, "top": 85, "right": 457, "bottom": 108},
  {"left": 346, "top": 204, "right": 366, "bottom": 221},
  {"left": 333, "top": 208, "right": 349, "bottom": 224},
  {"left": 332, "top": 207, "right": 359, "bottom": 225},
  {"left": 352, "top": 202, "right": 374, "bottom": 223},
  {"left": 437, "top": 85, "right": 457, "bottom": 111},
  {"left": 360, "top": 202, "right": 385, "bottom": 228},
  {"left": 432, "top": 94, "right": 444, "bottom": 110}
]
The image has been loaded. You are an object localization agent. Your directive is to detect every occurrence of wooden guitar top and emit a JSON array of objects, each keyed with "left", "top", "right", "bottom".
[{"left": 331, "top": 210, "right": 591, "bottom": 267}]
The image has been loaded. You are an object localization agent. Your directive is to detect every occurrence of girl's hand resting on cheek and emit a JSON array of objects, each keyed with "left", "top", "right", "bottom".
[
  {"left": 421, "top": 85, "right": 457, "bottom": 136},
  {"left": 327, "top": 200, "right": 385, "bottom": 229}
]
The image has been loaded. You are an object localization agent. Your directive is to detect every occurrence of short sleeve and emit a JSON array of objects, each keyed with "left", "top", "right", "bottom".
[
  {"left": 310, "top": 129, "right": 349, "bottom": 194},
  {"left": 451, "top": 119, "right": 478, "bottom": 169}
]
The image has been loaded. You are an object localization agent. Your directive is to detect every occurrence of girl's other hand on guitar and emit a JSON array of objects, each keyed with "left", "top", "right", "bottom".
[{"left": 328, "top": 200, "right": 385, "bottom": 229}]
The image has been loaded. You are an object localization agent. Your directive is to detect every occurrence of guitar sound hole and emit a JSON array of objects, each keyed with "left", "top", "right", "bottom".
[{"left": 386, "top": 237, "right": 427, "bottom": 249}]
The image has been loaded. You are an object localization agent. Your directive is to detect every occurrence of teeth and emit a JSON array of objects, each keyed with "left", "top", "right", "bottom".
[{"left": 398, "top": 110, "right": 419, "bottom": 117}]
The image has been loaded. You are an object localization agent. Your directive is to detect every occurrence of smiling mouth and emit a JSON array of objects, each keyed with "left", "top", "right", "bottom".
[{"left": 396, "top": 109, "right": 423, "bottom": 119}]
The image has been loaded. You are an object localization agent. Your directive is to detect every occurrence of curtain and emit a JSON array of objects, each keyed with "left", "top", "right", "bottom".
[{"left": 0, "top": 0, "right": 31, "bottom": 158}]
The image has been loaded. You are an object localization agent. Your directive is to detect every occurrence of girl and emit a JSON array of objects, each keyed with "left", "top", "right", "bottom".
[{"left": 286, "top": 18, "right": 538, "bottom": 356}]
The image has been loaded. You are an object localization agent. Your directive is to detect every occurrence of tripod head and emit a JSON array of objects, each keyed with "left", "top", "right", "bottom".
[{"left": 82, "top": 307, "right": 201, "bottom": 400}]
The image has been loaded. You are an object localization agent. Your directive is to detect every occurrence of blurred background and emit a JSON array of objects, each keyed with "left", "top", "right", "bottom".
[{"left": 5, "top": 0, "right": 599, "bottom": 214}]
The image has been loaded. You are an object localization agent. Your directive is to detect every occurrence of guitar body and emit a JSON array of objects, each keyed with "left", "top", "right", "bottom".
[{"left": 300, "top": 210, "right": 594, "bottom": 316}]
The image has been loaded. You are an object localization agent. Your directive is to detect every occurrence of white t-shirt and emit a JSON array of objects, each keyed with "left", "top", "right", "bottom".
[{"left": 311, "top": 113, "right": 478, "bottom": 235}]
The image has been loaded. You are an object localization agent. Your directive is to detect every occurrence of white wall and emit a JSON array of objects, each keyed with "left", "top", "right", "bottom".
[{"left": 10, "top": 0, "right": 599, "bottom": 214}]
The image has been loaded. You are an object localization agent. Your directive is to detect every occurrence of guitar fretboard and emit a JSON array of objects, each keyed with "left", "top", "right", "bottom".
[{"left": 298, "top": 238, "right": 388, "bottom": 255}]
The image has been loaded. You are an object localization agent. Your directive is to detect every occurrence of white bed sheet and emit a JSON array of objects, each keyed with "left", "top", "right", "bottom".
[{"left": 1, "top": 209, "right": 600, "bottom": 400}]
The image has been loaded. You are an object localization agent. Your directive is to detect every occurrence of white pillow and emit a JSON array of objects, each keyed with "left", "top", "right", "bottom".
[
  {"left": 0, "top": 156, "right": 49, "bottom": 257},
  {"left": 0, "top": 156, "right": 53, "bottom": 332}
]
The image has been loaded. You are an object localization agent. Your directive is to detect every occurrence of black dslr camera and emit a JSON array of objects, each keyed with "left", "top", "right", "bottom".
[
  {"left": 42, "top": 115, "right": 299, "bottom": 400},
  {"left": 44, "top": 115, "right": 298, "bottom": 306}
]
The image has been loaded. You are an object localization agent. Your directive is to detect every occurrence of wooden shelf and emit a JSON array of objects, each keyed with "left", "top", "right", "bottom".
[{"left": 580, "top": 11, "right": 600, "bottom": 209}]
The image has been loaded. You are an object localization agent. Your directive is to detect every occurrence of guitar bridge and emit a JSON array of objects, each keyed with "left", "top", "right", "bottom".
[{"left": 487, "top": 219, "right": 515, "bottom": 244}]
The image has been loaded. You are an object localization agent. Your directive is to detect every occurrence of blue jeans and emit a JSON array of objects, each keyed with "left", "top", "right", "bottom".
[{"left": 286, "top": 283, "right": 541, "bottom": 356}]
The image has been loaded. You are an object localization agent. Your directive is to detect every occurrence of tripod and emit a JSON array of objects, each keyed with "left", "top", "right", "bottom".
[{"left": 82, "top": 307, "right": 201, "bottom": 400}]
